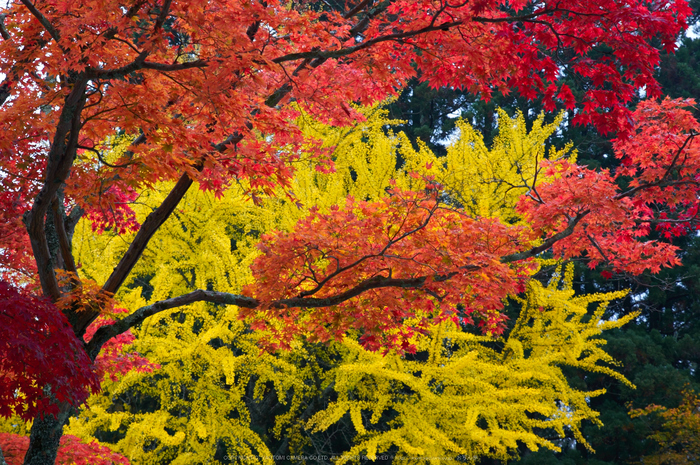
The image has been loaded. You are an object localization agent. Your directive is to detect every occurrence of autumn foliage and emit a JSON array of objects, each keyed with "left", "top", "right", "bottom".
[
  {"left": 630, "top": 388, "right": 700, "bottom": 464},
  {"left": 60, "top": 109, "right": 638, "bottom": 463},
  {"left": 0, "top": 0, "right": 698, "bottom": 462},
  {"left": 0, "top": 433, "right": 128, "bottom": 465},
  {"left": 244, "top": 186, "right": 534, "bottom": 351},
  {"left": 242, "top": 100, "right": 700, "bottom": 352},
  {"left": 0, "top": 0, "right": 690, "bottom": 288},
  {"left": 0, "top": 282, "right": 99, "bottom": 421}
]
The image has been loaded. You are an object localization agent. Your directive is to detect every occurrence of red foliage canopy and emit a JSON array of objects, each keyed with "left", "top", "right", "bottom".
[
  {"left": 0, "top": 0, "right": 689, "bottom": 286},
  {"left": 0, "top": 432, "right": 129, "bottom": 465},
  {"left": 0, "top": 282, "right": 100, "bottom": 421},
  {"left": 244, "top": 187, "right": 535, "bottom": 351}
]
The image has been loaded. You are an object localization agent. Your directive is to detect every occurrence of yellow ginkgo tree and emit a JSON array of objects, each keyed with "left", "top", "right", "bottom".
[
  {"left": 59, "top": 106, "right": 634, "bottom": 464},
  {"left": 308, "top": 265, "right": 632, "bottom": 464}
]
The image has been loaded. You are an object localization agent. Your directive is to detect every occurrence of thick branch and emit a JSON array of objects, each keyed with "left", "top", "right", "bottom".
[
  {"left": 246, "top": 20, "right": 260, "bottom": 41},
  {"left": 142, "top": 60, "right": 208, "bottom": 72},
  {"left": 102, "top": 174, "right": 194, "bottom": 292},
  {"left": 472, "top": 9, "right": 558, "bottom": 23},
  {"left": 20, "top": 0, "right": 60, "bottom": 43},
  {"left": 344, "top": 0, "right": 372, "bottom": 19},
  {"left": 0, "top": 81, "right": 10, "bottom": 107},
  {"left": 0, "top": 14, "right": 10, "bottom": 41},
  {"left": 51, "top": 198, "right": 78, "bottom": 274},
  {"left": 27, "top": 77, "right": 88, "bottom": 300},
  {"left": 65, "top": 205, "right": 84, "bottom": 242},
  {"left": 89, "top": 58, "right": 207, "bottom": 79},
  {"left": 153, "top": 0, "right": 172, "bottom": 33},
  {"left": 87, "top": 274, "right": 431, "bottom": 358}
]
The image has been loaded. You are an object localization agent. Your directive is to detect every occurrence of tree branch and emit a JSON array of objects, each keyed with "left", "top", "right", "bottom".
[
  {"left": 85, "top": 0, "right": 176, "bottom": 80},
  {"left": 501, "top": 210, "right": 590, "bottom": 263},
  {"left": 142, "top": 60, "right": 208, "bottom": 72},
  {"left": 344, "top": 0, "right": 372, "bottom": 19},
  {"left": 51, "top": 197, "right": 78, "bottom": 275},
  {"left": 472, "top": 9, "right": 558, "bottom": 23},
  {"left": 0, "top": 14, "right": 11, "bottom": 41},
  {"left": 97, "top": 131, "right": 244, "bottom": 308},
  {"left": 19, "top": 0, "right": 60, "bottom": 43},
  {"left": 26, "top": 77, "right": 88, "bottom": 301},
  {"left": 271, "top": 21, "right": 462, "bottom": 65},
  {"left": 297, "top": 199, "right": 439, "bottom": 298},
  {"left": 615, "top": 132, "right": 698, "bottom": 200},
  {"left": 87, "top": 274, "right": 434, "bottom": 358},
  {"left": 153, "top": 0, "right": 173, "bottom": 33},
  {"left": 100, "top": 174, "right": 194, "bottom": 288},
  {"left": 88, "top": 48, "right": 204, "bottom": 80},
  {"left": 71, "top": 174, "right": 195, "bottom": 335},
  {"left": 87, "top": 201, "right": 590, "bottom": 354}
]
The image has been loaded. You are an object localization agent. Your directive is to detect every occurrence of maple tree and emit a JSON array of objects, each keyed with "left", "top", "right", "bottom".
[{"left": 0, "top": 0, "right": 695, "bottom": 463}]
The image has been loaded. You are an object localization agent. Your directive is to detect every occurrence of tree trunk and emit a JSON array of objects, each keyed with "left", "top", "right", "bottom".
[
  {"left": 0, "top": 444, "right": 8, "bottom": 465},
  {"left": 22, "top": 403, "right": 72, "bottom": 465}
]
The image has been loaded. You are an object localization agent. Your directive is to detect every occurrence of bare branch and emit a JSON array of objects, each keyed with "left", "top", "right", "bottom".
[
  {"left": 472, "top": 9, "right": 558, "bottom": 23},
  {"left": 142, "top": 60, "right": 208, "bottom": 72},
  {"left": 77, "top": 145, "right": 134, "bottom": 168},
  {"left": 85, "top": 50, "right": 147, "bottom": 79},
  {"left": 344, "top": 0, "right": 372, "bottom": 19},
  {"left": 86, "top": 273, "right": 433, "bottom": 358}
]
